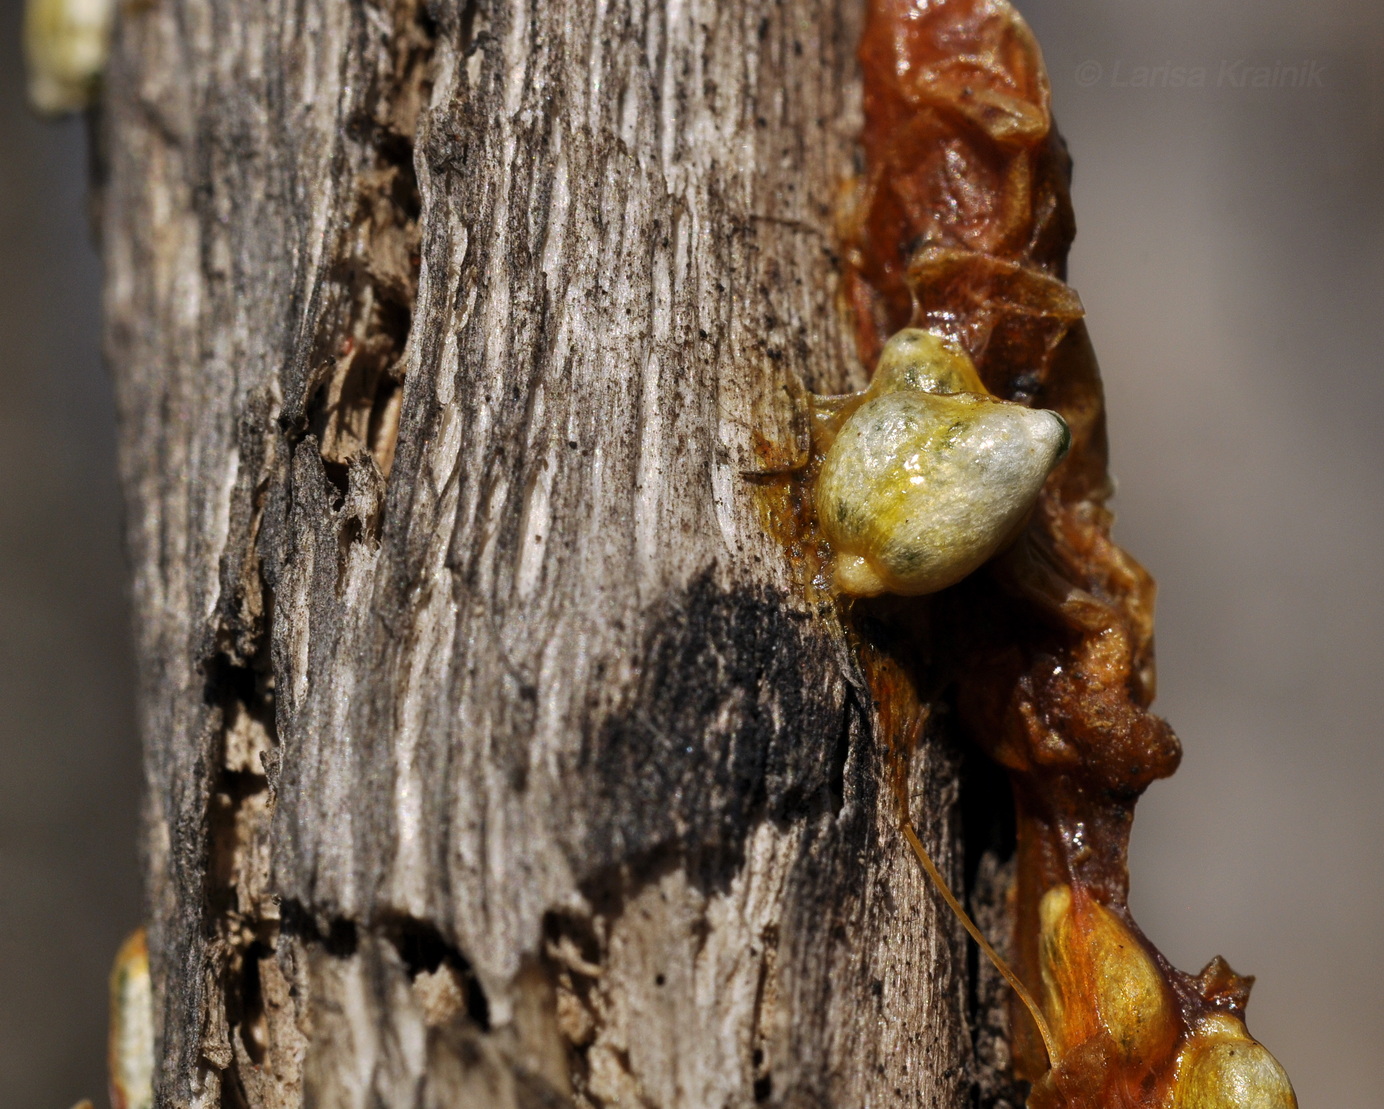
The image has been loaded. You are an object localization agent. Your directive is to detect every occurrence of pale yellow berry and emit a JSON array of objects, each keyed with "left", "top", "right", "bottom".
[
  {"left": 816, "top": 328, "right": 1068, "bottom": 596},
  {"left": 109, "top": 929, "right": 154, "bottom": 1109},
  {"left": 1038, "top": 885, "right": 1178, "bottom": 1067},
  {"left": 818, "top": 386, "right": 1068, "bottom": 597},
  {"left": 1169, "top": 1013, "right": 1297, "bottom": 1109},
  {"left": 24, "top": 0, "right": 113, "bottom": 115}
]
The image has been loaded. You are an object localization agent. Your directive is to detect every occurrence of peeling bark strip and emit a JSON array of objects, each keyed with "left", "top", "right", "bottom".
[
  {"left": 824, "top": 3, "right": 1295, "bottom": 1108},
  {"left": 101, "top": 1, "right": 983, "bottom": 1106}
]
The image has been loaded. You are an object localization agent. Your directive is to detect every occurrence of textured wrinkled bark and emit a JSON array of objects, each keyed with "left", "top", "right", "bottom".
[{"left": 99, "top": 1, "right": 980, "bottom": 1107}]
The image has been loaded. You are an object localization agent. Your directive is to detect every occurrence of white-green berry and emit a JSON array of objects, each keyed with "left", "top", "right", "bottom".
[{"left": 816, "top": 328, "right": 1069, "bottom": 597}]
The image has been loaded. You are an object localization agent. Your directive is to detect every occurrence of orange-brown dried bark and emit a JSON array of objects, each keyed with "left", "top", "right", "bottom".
[
  {"left": 841, "top": 2, "right": 1271, "bottom": 1106},
  {"left": 843, "top": 0, "right": 1076, "bottom": 368}
]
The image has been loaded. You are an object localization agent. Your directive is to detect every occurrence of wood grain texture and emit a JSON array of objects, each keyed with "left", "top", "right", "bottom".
[{"left": 99, "top": 0, "right": 975, "bottom": 1105}]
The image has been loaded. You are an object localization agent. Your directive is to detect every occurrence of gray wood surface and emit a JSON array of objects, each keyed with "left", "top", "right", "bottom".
[{"left": 100, "top": 0, "right": 974, "bottom": 1104}]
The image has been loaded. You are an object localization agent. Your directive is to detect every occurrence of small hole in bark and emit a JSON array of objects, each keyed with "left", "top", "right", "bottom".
[
  {"left": 321, "top": 459, "right": 350, "bottom": 508},
  {"left": 416, "top": 2, "right": 438, "bottom": 42},
  {"left": 280, "top": 900, "right": 359, "bottom": 958},
  {"left": 388, "top": 915, "right": 450, "bottom": 977},
  {"left": 383, "top": 915, "right": 491, "bottom": 1031},
  {"left": 202, "top": 652, "right": 259, "bottom": 709},
  {"left": 221, "top": 1065, "right": 252, "bottom": 1109},
  {"left": 459, "top": 0, "right": 480, "bottom": 52},
  {"left": 236, "top": 941, "right": 270, "bottom": 1066},
  {"left": 827, "top": 687, "right": 857, "bottom": 816},
  {"left": 541, "top": 910, "right": 604, "bottom": 974},
  {"left": 463, "top": 971, "right": 491, "bottom": 1030},
  {"left": 366, "top": 373, "right": 403, "bottom": 476}
]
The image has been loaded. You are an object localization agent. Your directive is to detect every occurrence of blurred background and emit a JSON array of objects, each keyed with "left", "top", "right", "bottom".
[
  {"left": 1, "top": 0, "right": 143, "bottom": 1107},
  {"left": 1, "top": 0, "right": 1379, "bottom": 1105},
  {"left": 1025, "top": 0, "right": 1384, "bottom": 1106}
]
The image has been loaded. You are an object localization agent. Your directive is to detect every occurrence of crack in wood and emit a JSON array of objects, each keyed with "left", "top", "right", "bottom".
[
  {"left": 298, "top": 0, "right": 436, "bottom": 502},
  {"left": 188, "top": 14, "right": 442, "bottom": 1102}
]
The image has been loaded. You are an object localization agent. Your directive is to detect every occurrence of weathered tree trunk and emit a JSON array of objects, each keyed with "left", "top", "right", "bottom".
[{"left": 100, "top": 0, "right": 975, "bottom": 1105}]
